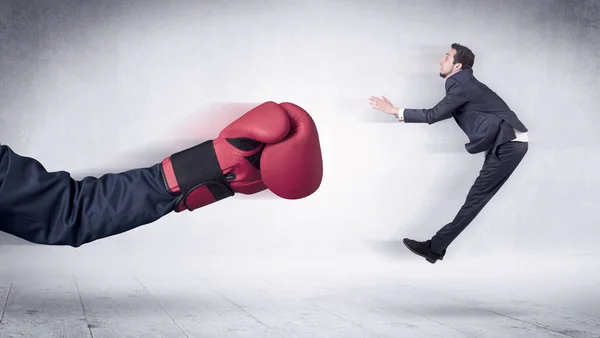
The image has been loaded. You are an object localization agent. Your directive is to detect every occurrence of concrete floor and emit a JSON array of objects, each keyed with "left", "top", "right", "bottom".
[{"left": 1, "top": 247, "right": 599, "bottom": 338}]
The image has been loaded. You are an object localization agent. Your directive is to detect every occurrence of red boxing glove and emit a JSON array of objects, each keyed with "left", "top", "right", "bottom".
[{"left": 160, "top": 101, "right": 323, "bottom": 212}]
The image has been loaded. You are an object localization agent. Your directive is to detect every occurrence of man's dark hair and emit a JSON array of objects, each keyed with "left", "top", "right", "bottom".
[{"left": 451, "top": 43, "right": 475, "bottom": 70}]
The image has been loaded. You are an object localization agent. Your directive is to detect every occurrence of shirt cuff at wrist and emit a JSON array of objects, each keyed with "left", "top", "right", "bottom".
[{"left": 397, "top": 108, "right": 405, "bottom": 121}]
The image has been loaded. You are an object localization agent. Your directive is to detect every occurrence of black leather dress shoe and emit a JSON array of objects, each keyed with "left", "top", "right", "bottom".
[{"left": 403, "top": 238, "right": 445, "bottom": 264}]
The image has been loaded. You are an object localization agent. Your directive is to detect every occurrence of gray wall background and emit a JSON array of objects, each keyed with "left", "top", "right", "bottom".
[{"left": 0, "top": 0, "right": 598, "bottom": 266}]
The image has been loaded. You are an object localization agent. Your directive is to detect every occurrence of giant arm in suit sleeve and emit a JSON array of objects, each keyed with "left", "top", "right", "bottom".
[
  {"left": 0, "top": 144, "right": 179, "bottom": 247},
  {"left": 400, "top": 78, "right": 468, "bottom": 124}
]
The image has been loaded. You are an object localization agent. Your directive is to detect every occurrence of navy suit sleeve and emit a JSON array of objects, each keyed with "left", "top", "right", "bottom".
[
  {"left": 403, "top": 78, "right": 468, "bottom": 124},
  {"left": 0, "top": 144, "right": 179, "bottom": 247}
]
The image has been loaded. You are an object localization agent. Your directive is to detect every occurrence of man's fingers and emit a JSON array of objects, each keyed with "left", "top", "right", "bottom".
[
  {"left": 369, "top": 96, "right": 393, "bottom": 113},
  {"left": 371, "top": 96, "right": 391, "bottom": 106},
  {"left": 370, "top": 102, "right": 382, "bottom": 110}
]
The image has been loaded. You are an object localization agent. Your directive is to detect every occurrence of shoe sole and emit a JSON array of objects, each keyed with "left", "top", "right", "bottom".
[{"left": 403, "top": 239, "right": 437, "bottom": 264}]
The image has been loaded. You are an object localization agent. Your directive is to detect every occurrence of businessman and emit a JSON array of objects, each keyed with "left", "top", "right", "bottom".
[
  {"left": 0, "top": 101, "right": 323, "bottom": 247},
  {"left": 369, "top": 43, "right": 529, "bottom": 264}
]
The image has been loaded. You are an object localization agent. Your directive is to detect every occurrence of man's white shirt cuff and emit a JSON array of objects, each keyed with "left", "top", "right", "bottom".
[{"left": 397, "top": 108, "right": 405, "bottom": 121}]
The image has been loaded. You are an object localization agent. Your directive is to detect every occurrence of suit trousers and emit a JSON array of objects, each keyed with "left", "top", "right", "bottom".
[{"left": 429, "top": 140, "right": 529, "bottom": 255}]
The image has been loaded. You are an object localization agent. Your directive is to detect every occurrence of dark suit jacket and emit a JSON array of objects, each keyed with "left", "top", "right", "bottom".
[
  {"left": 0, "top": 144, "right": 178, "bottom": 247},
  {"left": 403, "top": 69, "right": 528, "bottom": 154}
]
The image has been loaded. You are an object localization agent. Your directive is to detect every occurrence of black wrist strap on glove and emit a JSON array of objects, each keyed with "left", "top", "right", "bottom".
[{"left": 166, "top": 140, "right": 234, "bottom": 212}]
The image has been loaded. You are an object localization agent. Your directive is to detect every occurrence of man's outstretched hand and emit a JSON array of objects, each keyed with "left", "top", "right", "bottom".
[{"left": 369, "top": 96, "right": 401, "bottom": 117}]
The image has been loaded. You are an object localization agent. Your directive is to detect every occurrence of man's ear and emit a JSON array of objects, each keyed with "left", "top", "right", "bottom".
[{"left": 454, "top": 63, "right": 463, "bottom": 71}]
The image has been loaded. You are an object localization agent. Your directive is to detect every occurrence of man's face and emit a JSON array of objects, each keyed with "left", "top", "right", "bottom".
[{"left": 439, "top": 48, "right": 461, "bottom": 78}]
